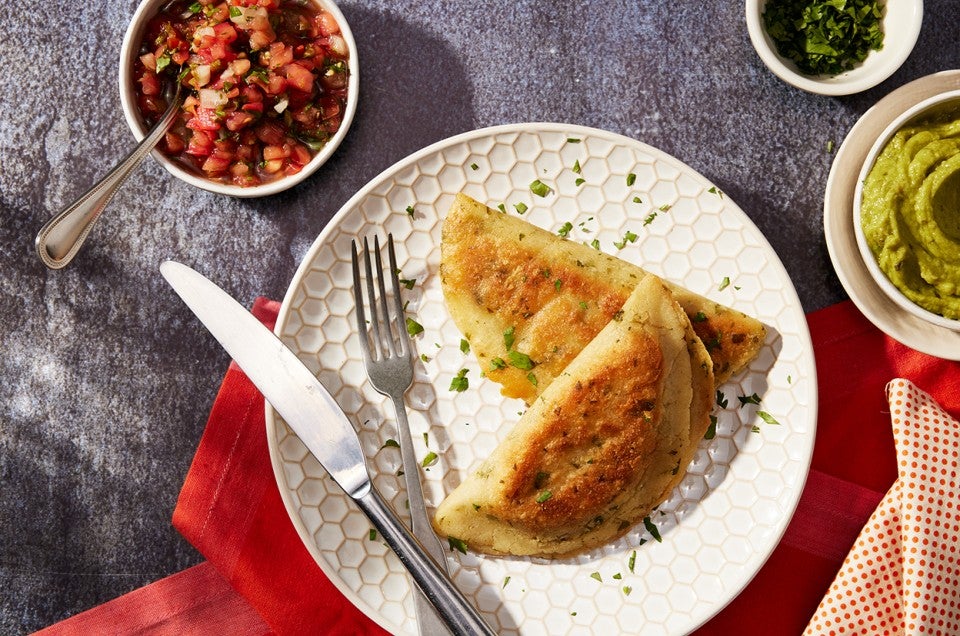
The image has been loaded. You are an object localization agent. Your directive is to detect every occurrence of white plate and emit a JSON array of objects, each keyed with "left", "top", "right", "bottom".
[
  {"left": 824, "top": 70, "right": 960, "bottom": 359},
  {"left": 268, "top": 123, "right": 817, "bottom": 635}
]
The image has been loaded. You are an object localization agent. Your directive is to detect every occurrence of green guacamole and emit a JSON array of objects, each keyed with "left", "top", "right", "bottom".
[{"left": 860, "top": 111, "right": 960, "bottom": 319}]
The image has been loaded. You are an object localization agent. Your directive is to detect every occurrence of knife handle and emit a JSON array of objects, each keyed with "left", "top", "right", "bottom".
[{"left": 353, "top": 485, "right": 497, "bottom": 636}]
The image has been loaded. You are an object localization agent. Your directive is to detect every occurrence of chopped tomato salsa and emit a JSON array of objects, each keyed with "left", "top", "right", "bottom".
[{"left": 134, "top": 0, "right": 350, "bottom": 187}]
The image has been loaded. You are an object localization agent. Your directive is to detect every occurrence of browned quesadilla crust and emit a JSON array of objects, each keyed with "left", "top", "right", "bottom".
[
  {"left": 440, "top": 193, "right": 765, "bottom": 404},
  {"left": 433, "top": 275, "right": 714, "bottom": 557}
]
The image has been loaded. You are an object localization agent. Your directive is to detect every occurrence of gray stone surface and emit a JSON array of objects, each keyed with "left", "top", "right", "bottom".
[{"left": 1, "top": 0, "right": 957, "bottom": 633}]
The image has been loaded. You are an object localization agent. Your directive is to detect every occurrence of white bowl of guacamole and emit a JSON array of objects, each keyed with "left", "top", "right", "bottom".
[{"left": 855, "top": 89, "right": 960, "bottom": 330}]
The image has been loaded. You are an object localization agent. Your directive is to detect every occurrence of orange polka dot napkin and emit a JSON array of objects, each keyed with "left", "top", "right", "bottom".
[{"left": 805, "top": 378, "right": 960, "bottom": 635}]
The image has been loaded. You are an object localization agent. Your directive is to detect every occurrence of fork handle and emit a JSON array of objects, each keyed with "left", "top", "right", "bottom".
[
  {"left": 390, "top": 395, "right": 454, "bottom": 635},
  {"left": 391, "top": 395, "right": 450, "bottom": 568},
  {"left": 353, "top": 486, "right": 497, "bottom": 636}
]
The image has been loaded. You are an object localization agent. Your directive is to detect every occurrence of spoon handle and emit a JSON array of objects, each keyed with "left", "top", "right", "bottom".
[{"left": 35, "top": 87, "right": 183, "bottom": 270}]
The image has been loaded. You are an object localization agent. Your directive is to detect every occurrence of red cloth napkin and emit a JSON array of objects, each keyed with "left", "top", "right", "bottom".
[
  {"left": 37, "top": 299, "right": 960, "bottom": 635},
  {"left": 169, "top": 298, "right": 386, "bottom": 636}
]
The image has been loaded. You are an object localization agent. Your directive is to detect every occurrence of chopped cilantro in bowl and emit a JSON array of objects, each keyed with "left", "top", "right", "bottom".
[
  {"left": 762, "top": 0, "right": 885, "bottom": 76},
  {"left": 745, "top": 0, "right": 921, "bottom": 96}
]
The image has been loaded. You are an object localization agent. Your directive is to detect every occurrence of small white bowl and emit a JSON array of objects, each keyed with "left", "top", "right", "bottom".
[
  {"left": 119, "top": 0, "right": 358, "bottom": 198},
  {"left": 853, "top": 89, "right": 960, "bottom": 331},
  {"left": 745, "top": 0, "right": 922, "bottom": 96}
]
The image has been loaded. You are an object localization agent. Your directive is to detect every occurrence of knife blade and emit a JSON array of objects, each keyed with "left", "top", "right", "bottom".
[{"left": 160, "top": 261, "right": 496, "bottom": 636}]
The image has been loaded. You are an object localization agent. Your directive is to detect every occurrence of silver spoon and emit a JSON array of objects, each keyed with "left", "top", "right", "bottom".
[{"left": 35, "top": 80, "right": 184, "bottom": 269}]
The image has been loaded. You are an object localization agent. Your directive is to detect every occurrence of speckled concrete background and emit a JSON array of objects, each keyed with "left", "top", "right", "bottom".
[{"left": 1, "top": 0, "right": 957, "bottom": 632}]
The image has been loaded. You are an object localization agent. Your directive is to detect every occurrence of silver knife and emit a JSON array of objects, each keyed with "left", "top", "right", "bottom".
[{"left": 160, "top": 261, "right": 496, "bottom": 636}]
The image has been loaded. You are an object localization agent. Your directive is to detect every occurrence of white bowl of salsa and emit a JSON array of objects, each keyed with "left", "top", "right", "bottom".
[{"left": 119, "top": 0, "right": 358, "bottom": 197}]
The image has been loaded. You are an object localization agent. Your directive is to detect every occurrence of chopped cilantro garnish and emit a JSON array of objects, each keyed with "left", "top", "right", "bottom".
[
  {"left": 405, "top": 317, "right": 424, "bottom": 336},
  {"left": 708, "top": 186, "right": 724, "bottom": 198},
  {"left": 626, "top": 173, "right": 636, "bottom": 186},
  {"left": 514, "top": 202, "right": 529, "bottom": 215},
  {"left": 572, "top": 159, "right": 582, "bottom": 174},
  {"left": 527, "top": 372, "right": 538, "bottom": 386},
  {"left": 497, "top": 203, "right": 506, "bottom": 213},
  {"left": 716, "top": 390, "right": 729, "bottom": 409},
  {"left": 623, "top": 586, "right": 633, "bottom": 595},
  {"left": 632, "top": 196, "right": 642, "bottom": 203},
  {"left": 448, "top": 537, "right": 468, "bottom": 554},
  {"left": 398, "top": 276, "right": 415, "bottom": 290},
  {"left": 590, "top": 238, "right": 600, "bottom": 250},
  {"left": 422, "top": 451, "right": 439, "bottom": 467},
  {"left": 369, "top": 529, "right": 377, "bottom": 540},
  {"left": 567, "top": 137, "right": 582, "bottom": 143},
  {"left": 826, "top": 139, "right": 835, "bottom": 153},
  {"left": 643, "top": 212, "right": 658, "bottom": 226},
  {"left": 503, "top": 326, "right": 516, "bottom": 350},
  {"left": 757, "top": 411, "right": 781, "bottom": 425},
  {"left": 536, "top": 490, "right": 552, "bottom": 503},
  {"left": 508, "top": 350, "right": 534, "bottom": 370},
  {"left": 460, "top": 338, "right": 470, "bottom": 354},
  {"left": 693, "top": 311, "right": 708, "bottom": 323},
  {"left": 470, "top": 162, "right": 479, "bottom": 170},
  {"left": 704, "top": 415, "right": 718, "bottom": 440},
  {"left": 449, "top": 369, "right": 469, "bottom": 392},
  {"left": 643, "top": 516, "right": 662, "bottom": 542},
  {"left": 613, "top": 230, "right": 638, "bottom": 250},
  {"left": 718, "top": 276, "right": 731, "bottom": 291},
  {"left": 612, "top": 572, "right": 622, "bottom": 580},
  {"left": 628, "top": 550, "right": 636, "bottom": 573},
  {"left": 380, "top": 439, "right": 400, "bottom": 449},
  {"left": 405, "top": 205, "right": 415, "bottom": 218},
  {"left": 419, "top": 353, "right": 430, "bottom": 363},
  {"left": 503, "top": 576, "right": 511, "bottom": 588},
  {"left": 659, "top": 203, "right": 672, "bottom": 212},
  {"left": 590, "top": 572, "right": 602, "bottom": 582},
  {"left": 188, "top": 1, "right": 202, "bottom": 12},
  {"left": 557, "top": 221, "right": 573, "bottom": 237},
  {"left": 575, "top": 177, "right": 585, "bottom": 186},
  {"left": 738, "top": 392, "right": 761, "bottom": 406},
  {"left": 705, "top": 333, "right": 722, "bottom": 351},
  {"left": 229, "top": 6, "right": 242, "bottom": 17},
  {"left": 554, "top": 279, "right": 562, "bottom": 291},
  {"left": 490, "top": 357, "right": 507, "bottom": 370},
  {"left": 530, "top": 179, "right": 551, "bottom": 197}
]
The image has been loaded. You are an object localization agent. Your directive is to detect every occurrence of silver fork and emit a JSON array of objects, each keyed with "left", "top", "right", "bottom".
[{"left": 351, "top": 235, "right": 451, "bottom": 636}]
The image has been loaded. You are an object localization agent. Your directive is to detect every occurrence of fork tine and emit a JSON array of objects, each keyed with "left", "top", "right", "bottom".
[
  {"left": 386, "top": 234, "right": 409, "bottom": 357},
  {"left": 361, "top": 237, "right": 384, "bottom": 361},
  {"left": 350, "top": 240, "right": 373, "bottom": 363},
  {"left": 372, "top": 236, "right": 398, "bottom": 358}
]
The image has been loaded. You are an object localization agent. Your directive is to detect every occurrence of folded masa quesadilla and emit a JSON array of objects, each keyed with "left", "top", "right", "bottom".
[
  {"left": 432, "top": 274, "right": 714, "bottom": 557},
  {"left": 432, "top": 194, "right": 766, "bottom": 557}
]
